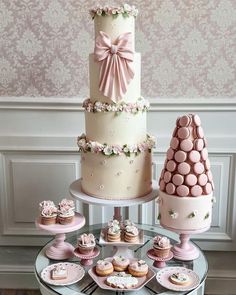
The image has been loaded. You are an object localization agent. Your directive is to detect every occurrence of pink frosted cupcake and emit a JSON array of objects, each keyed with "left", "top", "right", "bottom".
[
  {"left": 153, "top": 235, "right": 171, "bottom": 258},
  {"left": 57, "top": 199, "right": 75, "bottom": 224},
  {"left": 39, "top": 200, "right": 58, "bottom": 225},
  {"left": 77, "top": 233, "right": 96, "bottom": 254}
]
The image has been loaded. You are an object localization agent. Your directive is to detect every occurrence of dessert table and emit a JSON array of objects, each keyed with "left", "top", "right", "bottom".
[{"left": 35, "top": 223, "right": 207, "bottom": 295}]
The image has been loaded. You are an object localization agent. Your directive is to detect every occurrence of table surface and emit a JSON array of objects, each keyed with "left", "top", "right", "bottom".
[{"left": 35, "top": 223, "right": 208, "bottom": 295}]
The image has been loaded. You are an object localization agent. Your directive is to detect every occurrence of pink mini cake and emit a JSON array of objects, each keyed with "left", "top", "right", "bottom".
[
  {"left": 158, "top": 114, "right": 214, "bottom": 232},
  {"left": 77, "top": 233, "right": 96, "bottom": 254},
  {"left": 39, "top": 200, "right": 57, "bottom": 225},
  {"left": 124, "top": 225, "right": 139, "bottom": 243},
  {"left": 57, "top": 199, "right": 75, "bottom": 225},
  {"left": 96, "top": 260, "right": 114, "bottom": 276},
  {"left": 128, "top": 260, "right": 148, "bottom": 277},
  {"left": 51, "top": 264, "right": 67, "bottom": 280},
  {"left": 153, "top": 235, "right": 171, "bottom": 258},
  {"left": 112, "top": 256, "right": 130, "bottom": 271}
]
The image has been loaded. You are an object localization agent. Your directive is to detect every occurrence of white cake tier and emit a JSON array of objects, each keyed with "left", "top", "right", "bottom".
[
  {"left": 89, "top": 53, "right": 141, "bottom": 103},
  {"left": 158, "top": 190, "right": 213, "bottom": 232},
  {"left": 81, "top": 151, "right": 152, "bottom": 199},
  {"left": 94, "top": 14, "right": 135, "bottom": 50},
  {"left": 85, "top": 111, "right": 146, "bottom": 145}
]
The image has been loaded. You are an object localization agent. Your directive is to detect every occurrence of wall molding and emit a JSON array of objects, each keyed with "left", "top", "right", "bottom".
[{"left": 0, "top": 96, "right": 236, "bottom": 111}]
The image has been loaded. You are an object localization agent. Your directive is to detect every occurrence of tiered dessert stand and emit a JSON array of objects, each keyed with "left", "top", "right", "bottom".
[
  {"left": 69, "top": 178, "right": 158, "bottom": 258},
  {"left": 35, "top": 212, "right": 85, "bottom": 260}
]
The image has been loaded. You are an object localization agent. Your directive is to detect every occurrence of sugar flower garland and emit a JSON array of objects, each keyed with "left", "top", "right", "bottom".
[
  {"left": 83, "top": 97, "right": 149, "bottom": 114},
  {"left": 89, "top": 4, "right": 138, "bottom": 19},
  {"left": 77, "top": 134, "right": 155, "bottom": 156}
]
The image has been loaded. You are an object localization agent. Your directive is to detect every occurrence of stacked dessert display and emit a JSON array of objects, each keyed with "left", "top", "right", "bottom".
[
  {"left": 37, "top": 4, "right": 214, "bottom": 293},
  {"left": 158, "top": 114, "right": 215, "bottom": 260}
]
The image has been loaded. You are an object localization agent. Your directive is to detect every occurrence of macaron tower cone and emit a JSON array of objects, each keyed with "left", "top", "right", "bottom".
[{"left": 158, "top": 114, "right": 215, "bottom": 233}]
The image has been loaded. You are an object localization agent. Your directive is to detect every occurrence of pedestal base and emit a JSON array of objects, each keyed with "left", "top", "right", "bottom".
[
  {"left": 112, "top": 246, "right": 134, "bottom": 259},
  {"left": 46, "top": 234, "right": 75, "bottom": 260},
  {"left": 172, "top": 233, "right": 199, "bottom": 261},
  {"left": 147, "top": 249, "right": 173, "bottom": 268},
  {"left": 74, "top": 247, "right": 100, "bottom": 266}
]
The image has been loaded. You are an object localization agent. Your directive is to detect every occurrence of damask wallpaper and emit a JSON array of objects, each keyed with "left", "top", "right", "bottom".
[{"left": 0, "top": 0, "right": 235, "bottom": 97}]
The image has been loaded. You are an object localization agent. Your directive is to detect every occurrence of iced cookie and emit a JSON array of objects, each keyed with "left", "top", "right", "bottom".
[
  {"left": 106, "top": 272, "right": 138, "bottom": 289},
  {"left": 51, "top": 264, "right": 67, "bottom": 280},
  {"left": 169, "top": 272, "right": 191, "bottom": 286}
]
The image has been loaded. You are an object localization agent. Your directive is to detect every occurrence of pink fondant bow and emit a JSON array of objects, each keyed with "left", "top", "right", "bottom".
[{"left": 94, "top": 31, "right": 135, "bottom": 102}]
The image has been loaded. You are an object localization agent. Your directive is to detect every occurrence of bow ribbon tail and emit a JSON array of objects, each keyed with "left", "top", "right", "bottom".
[{"left": 116, "top": 56, "right": 135, "bottom": 98}]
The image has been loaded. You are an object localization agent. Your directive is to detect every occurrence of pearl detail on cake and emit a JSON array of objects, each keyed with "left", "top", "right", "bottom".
[
  {"left": 100, "top": 159, "right": 107, "bottom": 165},
  {"left": 99, "top": 184, "right": 104, "bottom": 190},
  {"left": 129, "top": 160, "right": 134, "bottom": 164},
  {"left": 116, "top": 171, "right": 123, "bottom": 176}
]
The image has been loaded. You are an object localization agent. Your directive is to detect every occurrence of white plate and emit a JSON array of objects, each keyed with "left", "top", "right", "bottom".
[
  {"left": 40, "top": 262, "right": 85, "bottom": 286},
  {"left": 156, "top": 266, "right": 200, "bottom": 292}
]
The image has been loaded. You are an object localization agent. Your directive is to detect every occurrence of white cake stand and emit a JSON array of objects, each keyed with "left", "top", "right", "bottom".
[{"left": 69, "top": 179, "right": 158, "bottom": 257}]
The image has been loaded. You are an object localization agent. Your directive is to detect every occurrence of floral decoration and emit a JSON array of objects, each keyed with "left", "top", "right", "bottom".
[
  {"left": 188, "top": 210, "right": 198, "bottom": 219},
  {"left": 204, "top": 212, "right": 210, "bottom": 220},
  {"left": 169, "top": 209, "right": 178, "bottom": 219},
  {"left": 83, "top": 97, "right": 149, "bottom": 114},
  {"left": 89, "top": 4, "right": 138, "bottom": 19},
  {"left": 39, "top": 200, "right": 57, "bottom": 217},
  {"left": 58, "top": 198, "right": 75, "bottom": 217},
  {"left": 77, "top": 134, "right": 155, "bottom": 156}
]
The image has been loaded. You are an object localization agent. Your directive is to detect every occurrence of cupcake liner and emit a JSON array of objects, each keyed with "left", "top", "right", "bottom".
[
  {"left": 41, "top": 216, "right": 57, "bottom": 225},
  {"left": 153, "top": 246, "right": 171, "bottom": 258}
]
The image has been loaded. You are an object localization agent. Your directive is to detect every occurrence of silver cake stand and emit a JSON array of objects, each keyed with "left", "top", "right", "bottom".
[{"left": 69, "top": 179, "right": 158, "bottom": 257}]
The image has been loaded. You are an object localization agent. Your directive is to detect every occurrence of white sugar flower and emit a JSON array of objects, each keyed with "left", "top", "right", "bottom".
[{"left": 103, "top": 145, "right": 113, "bottom": 156}]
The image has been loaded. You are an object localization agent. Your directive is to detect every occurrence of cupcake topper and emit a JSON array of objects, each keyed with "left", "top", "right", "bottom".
[{"left": 159, "top": 114, "right": 214, "bottom": 197}]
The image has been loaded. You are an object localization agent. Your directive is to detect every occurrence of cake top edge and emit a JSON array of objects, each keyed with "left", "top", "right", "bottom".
[{"left": 89, "top": 4, "right": 138, "bottom": 19}]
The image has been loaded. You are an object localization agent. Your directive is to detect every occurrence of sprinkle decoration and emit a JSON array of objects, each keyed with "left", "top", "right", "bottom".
[{"left": 159, "top": 114, "right": 214, "bottom": 197}]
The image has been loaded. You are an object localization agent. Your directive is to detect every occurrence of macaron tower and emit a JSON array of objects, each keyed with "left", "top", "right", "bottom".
[{"left": 158, "top": 114, "right": 214, "bottom": 233}]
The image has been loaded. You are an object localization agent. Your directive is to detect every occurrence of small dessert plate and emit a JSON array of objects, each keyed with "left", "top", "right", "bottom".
[
  {"left": 88, "top": 257, "right": 155, "bottom": 292},
  {"left": 40, "top": 262, "right": 85, "bottom": 286},
  {"left": 156, "top": 266, "right": 200, "bottom": 292},
  {"left": 99, "top": 228, "right": 144, "bottom": 246}
]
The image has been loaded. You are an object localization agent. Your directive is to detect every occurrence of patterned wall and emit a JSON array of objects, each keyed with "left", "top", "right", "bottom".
[{"left": 0, "top": 0, "right": 235, "bottom": 97}]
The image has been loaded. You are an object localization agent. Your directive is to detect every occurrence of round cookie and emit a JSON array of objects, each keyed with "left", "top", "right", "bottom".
[{"left": 169, "top": 272, "right": 191, "bottom": 286}]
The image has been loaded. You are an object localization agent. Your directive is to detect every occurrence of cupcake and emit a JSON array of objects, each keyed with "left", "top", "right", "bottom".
[
  {"left": 153, "top": 235, "right": 171, "bottom": 258},
  {"left": 77, "top": 233, "right": 96, "bottom": 254},
  {"left": 57, "top": 199, "right": 75, "bottom": 224},
  {"left": 107, "top": 224, "right": 121, "bottom": 242},
  {"left": 39, "top": 200, "right": 57, "bottom": 225},
  {"left": 124, "top": 225, "right": 139, "bottom": 243}
]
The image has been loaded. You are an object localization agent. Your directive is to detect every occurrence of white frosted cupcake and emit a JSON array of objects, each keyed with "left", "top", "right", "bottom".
[
  {"left": 57, "top": 199, "right": 75, "bottom": 224},
  {"left": 39, "top": 200, "right": 58, "bottom": 225}
]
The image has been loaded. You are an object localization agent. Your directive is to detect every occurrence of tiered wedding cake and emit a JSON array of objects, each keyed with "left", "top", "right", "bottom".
[{"left": 77, "top": 4, "right": 155, "bottom": 200}]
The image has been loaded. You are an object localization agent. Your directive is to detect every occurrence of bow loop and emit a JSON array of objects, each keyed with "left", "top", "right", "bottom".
[{"left": 94, "top": 31, "right": 135, "bottom": 102}]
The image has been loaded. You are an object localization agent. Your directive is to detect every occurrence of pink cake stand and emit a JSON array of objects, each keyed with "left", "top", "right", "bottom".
[
  {"left": 35, "top": 212, "right": 85, "bottom": 260},
  {"left": 74, "top": 247, "right": 100, "bottom": 266},
  {"left": 161, "top": 224, "right": 210, "bottom": 261},
  {"left": 147, "top": 249, "right": 173, "bottom": 268}
]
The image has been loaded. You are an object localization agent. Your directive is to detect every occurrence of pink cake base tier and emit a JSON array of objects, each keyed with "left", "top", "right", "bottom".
[
  {"left": 158, "top": 190, "right": 213, "bottom": 231},
  {"left": 81, "top": 151, "right": 152, "bottom": 199}
]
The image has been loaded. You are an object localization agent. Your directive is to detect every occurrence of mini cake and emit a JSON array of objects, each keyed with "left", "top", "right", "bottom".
[
  {"left": 96, "top": 260, "right": 114, "bottom": 276},
  {"left": 122, "top": 219, "right": 135, "bottom": 229},
  {"left": 39, "top": 200, "right": 57, "bottom": 225},
  {"left": 112, "top": 256, "right": 130, "bottom": 272},
  {"left": 107, "top": 221, "right": 121, "bottom": 242},
  {"left": 128, "top": 260, "right": 148, "bottom": 277},
  {"left": 77, "top": 233, "right": 95, "bottom": 254},
  {"left": 169, "top": 272, "right": 191, "bottom": 286},
  {"left": 51, "top": 264, "right": 67, "bottom": 280},
  {"left": 153, "top": 235, "right": 171, "bottom": 258},
  {"left": 57, "top": 199, "right": 75, "bottom": 225},
  {"left": 158, "top": 114, "right": 214, "bottom": 232},
  {"left": 124, "top": 225, "right": 139, "bottom": 243},
  {"left": 106, "top": 272, "right": 138, "bottom": 289}
]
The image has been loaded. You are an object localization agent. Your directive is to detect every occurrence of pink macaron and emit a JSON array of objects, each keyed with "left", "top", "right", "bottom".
[
  {"left": 174, "top": 150, "right": 187, "bottom": 163},
  {"left": 177, "top": 162, "right": 191, "bottom": 175},
  {"left": 170, "top": 137, "right": 179, "bottom": 150},
  {"left": 191, "top": 185, "right": 203, "bottom": 197},
  {"left": 185, "top": 174, "right": 198, "bottom": 186},
  {"left": 176, "top": 185, "right": 190, "bottom": 197},
  {"left": 172, "top": 174, "right": 184, "bottom": 186},
  {"left": 180, "top": 139, "right": 193, "bottom": 152},
  {"left": 166, "top": 160, "right": 177, "bottom": 172},
  {"left": 193, "top": 162, "right": 205, "bottom": 174},
  {"left": 178, "top": 127, "right": 190, "bottom": 139},
  {"left": 166, "top": 183, "right": 176, "bottom": 195}
]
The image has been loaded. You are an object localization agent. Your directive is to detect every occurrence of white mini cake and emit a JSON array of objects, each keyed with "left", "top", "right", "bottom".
[
  {"left": 106, "top": 272, "right": 138, "bottom": 289},
  {"left": 78, "top": 4, "right": 155, "bottom": 200},
  {"left": 51, "top": 265, "right": 67, "bottom": 280}
]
